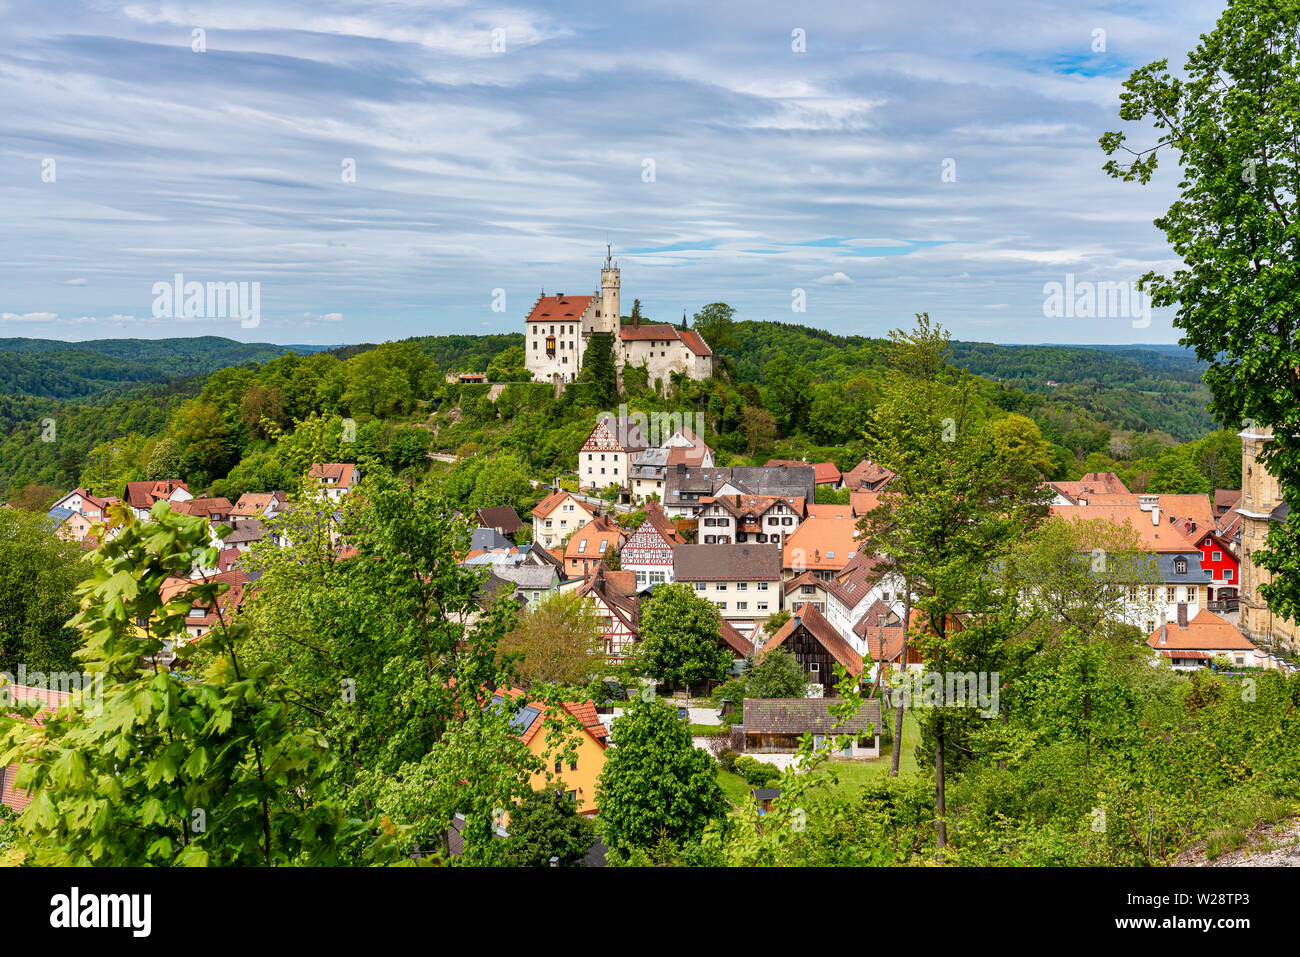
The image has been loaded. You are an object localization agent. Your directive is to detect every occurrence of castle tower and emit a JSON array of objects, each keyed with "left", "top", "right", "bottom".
[
  {"left": 599, "top": 244, "right": 620, "bottom": 334},
  {"left": 1238, "top": 424, "right": 1298, "bottom": 650}
]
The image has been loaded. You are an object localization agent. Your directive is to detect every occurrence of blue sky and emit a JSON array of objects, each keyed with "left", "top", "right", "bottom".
[{"left": 0, "top": 0, "right": 1224, "bottom": 345}]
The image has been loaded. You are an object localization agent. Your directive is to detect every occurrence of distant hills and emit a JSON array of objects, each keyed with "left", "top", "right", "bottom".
[{"left": 0, "top": 337, "right": 333, "bottom": 402}]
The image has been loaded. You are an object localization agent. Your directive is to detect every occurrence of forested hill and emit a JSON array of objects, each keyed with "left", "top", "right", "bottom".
[
  {"left": 725, "top": 322, "right": 1214, "bottom": 441},
  {"left": 0, "top": 336, "right": 332, "bottom": 401},
  {"left": 0, "top": 321, "right": 1230, "bottom": 504}
]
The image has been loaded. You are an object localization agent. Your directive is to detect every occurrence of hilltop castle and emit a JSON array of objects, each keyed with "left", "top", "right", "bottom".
[{"left": 523, "top": 248, "right": 714, "bottom": 389}]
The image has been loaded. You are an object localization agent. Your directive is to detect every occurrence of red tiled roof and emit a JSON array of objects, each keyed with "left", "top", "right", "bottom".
[
  {"left": 308, "top": 463, "right": 356, "bottom": 488},
  {"left": 1, "top": 683, "right": 74, "bottom": 812},
  {"left": 531, "top": 489, "right": 586, "bottom": 520},
  {"left": 676, "top": 328, "right": 713, "bottom": 357},
  {"left": 525, "top": 295, "right": 595, "bottom": 323},
  {"left": 1146, "top": 609, "right": 1256, "bottom": 652},
  {"left": 765, "top": 601, "right": 863, "bottom": 676},
  {"left": 123, "top": 480, "right": 188, "bottom": 509}
]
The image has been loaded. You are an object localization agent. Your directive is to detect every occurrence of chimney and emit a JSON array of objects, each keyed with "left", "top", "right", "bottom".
[
  {"left": 1177, "top": 602, "right": 1188, "bottom": 627},
  {"left": 1160, "top": 620, "right": 1167, "bottom": 644}
]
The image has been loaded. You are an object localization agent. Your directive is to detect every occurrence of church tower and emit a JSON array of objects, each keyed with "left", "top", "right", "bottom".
[{"left": 599, "top": 244, "right": 620, "bottom": 334}]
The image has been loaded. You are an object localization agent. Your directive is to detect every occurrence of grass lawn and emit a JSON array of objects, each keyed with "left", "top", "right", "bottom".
[
  {"left": 714, "top": 710, "right": 922, "bottom": 808},
  {"left": 688, "top": 722, "right": 723, "bottom": 737}
]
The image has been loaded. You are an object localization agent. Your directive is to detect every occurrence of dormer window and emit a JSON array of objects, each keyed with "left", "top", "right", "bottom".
[{"left": 1175, "top": 559, "right": 1187, "bottom": 574}]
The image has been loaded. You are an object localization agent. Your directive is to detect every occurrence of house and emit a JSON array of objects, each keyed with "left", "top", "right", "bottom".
[
  {"left": 231, "top": 491, "right": 288, "bottom": 520},
  {"left": 491, "top": 564, "right": 562, "bottom": 606},
  {"left": 163, "top": 569, "right": 251, "bottom": 643},
  {"left": 530, "top": 489, "right": 597, "bottom": 549},
  {"left": 629, "top": 429, "right": 714, "bottom": 502},
  {"left": 763, "top": 602, "right": 864, "bottom": 694},
  {"left": 476, "top": 505, "right": 525, "bottom": 540},
  {"left": 765, "top": 459, "right": 842, "bottom": 489},
  {"left": 857, "top": 604, "right": 927, "bottom": 682},
  {"left": 662, "top": 464, "right": 816, "bottom": 518},
  {"left": 673, "top": 543, "right": 783, "bottom": 623},
  {"left": 782, "top": 517, "right": 862, "bottom": 581},
  {"left": 1, "top": 683, "right": 76, "bottom": 813},
  {"left": 697, "top": 494, "right": 804, "bottom": 545},
  {"left": 220, "top": 519, "right": 266, "bottom": 552},
  {"left": 740, "top": 697, "right": 882, "bottom": 758},
  {"left": 1047, "top": 503, "right": 1218, "bottom": 634},
  {"left": 578, "top": 413, "right": 650, "bottom": 491},
  {"left": 49, "top": 487, "right": 115, "bottom": 521},
  {"left": 620, "top": 502, "right": 686, "bottom": 591},
  {"left": 1046, "top": 471, "right": 1136, "bottom": 506},
  {"left": 783, "top": 571, "right": 826, "bottom": 615},
  {"left": 1187, "top": 528, "right": 1242, "bottom": 613},
  {"left": 171, "top": 495, "right": 233, "bottom": 524},
  {"left": 1213, "top": 488, "right": 1242, "bottom": 521},
  {"left": 822, "top": 552, "right": 905, "bottom": 652},
  {"left": 578, "top": 562, "right": 640, "bottom": 662},
  {"left": 850, "top": 492, "right": 882, "bottom": 518},
  {"left": 719, "top": 618, "right": 757, "bottom": 666},
  {"left": 1147, "top": 607, "right": 1258, "bottom": 669},
  {"left": 843, "top": 460, "right": 896, "bottom": 493},
  {"left": 308, "top": 463, "right": 358, "bottom": 501},
  {"left": 495, "top": 688, "right": 609, "bottom": 814},
  {"left": 564, "top": 516, "right": 626, "bottom": 577},
  {"left": 51, "top": 508, "right": 94, "bottom": 542},
  {"left": 122, "top": 480, "right": 191, "bottom": 518}
]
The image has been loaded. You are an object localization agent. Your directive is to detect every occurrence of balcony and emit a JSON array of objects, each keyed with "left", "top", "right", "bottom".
[{"left": 1207, "top": 599, "right": 1240, "bottom": 613}]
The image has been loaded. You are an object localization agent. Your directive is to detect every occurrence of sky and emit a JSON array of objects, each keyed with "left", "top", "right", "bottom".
[{"left": 0, "top": 0, "right": 1226, "bottom": 346}]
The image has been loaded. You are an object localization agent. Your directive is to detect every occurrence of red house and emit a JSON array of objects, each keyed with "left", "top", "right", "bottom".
[{"left": 1188, "top": 529, "right": 1240, "bottom": 610}]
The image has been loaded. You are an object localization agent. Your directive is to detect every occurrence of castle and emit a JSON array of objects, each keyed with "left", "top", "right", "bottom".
[
  {"left": 523, "top": 248, "right": 714, "bottom": 388},
  {"left": 1237, "top": 425, "right": 1298, "bottom": 651}
]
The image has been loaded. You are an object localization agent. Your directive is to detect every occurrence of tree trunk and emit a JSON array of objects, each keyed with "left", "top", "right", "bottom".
[
  {"left": 935, "top": 710, "right": 947, "bottom": 850},
  {"left": 891, "top": 586, "right": 912, "bottom": 777}
]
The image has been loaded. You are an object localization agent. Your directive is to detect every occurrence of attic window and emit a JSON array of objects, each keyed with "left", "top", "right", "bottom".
[
  {"left": 1175, "top": 559, "right": 1187, "bottom": 574},
  {"left": 578, "top": 540, "right": 588, "bottom": 553}
]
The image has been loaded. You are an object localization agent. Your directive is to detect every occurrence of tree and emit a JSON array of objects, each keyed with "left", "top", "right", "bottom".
[
  {"left": 6, "top": 483, "right": 62, "bottom": 512},
  {"left": 858, "top": 315, "right": 1050, "bottom": 848},
  {"left": 990, "top": 413, "right": 1053, "bottom": 478},
  {"left": 596, "top": 697, "right": 725, "bottom": 852},
  {"left": 0, "top": 507, "right": 83, "bottom": 673},
  {"left": 499, "top": 591, "right": 606, "bottom": 686},
  {"left": 0, "top": 503, "right": 385, "bottom": 865},
  {"left": 746, "top": 646, "right": 807, "bottom": 698},
  {"left": 576, "top": 332, "right": 618, "bottom": 407},
  {"left": 1101, "top": 0, "right": 1300, "bottom": 620},
  {"left": 1148, "top": 453, "right": 1207, "bottom": 494},
  {"left": 762, "top": 355, "right": 813, "bottom": 436},
  {"left": 486, "top": 345, "right": 527, "bottom": 383},
  {"left": 692, "top": 302, "right": 736, "bottom": 354},
  {"left": 636, "top": 583, "right": 731, "bottom": 689},
  {"left": 504, "top": 787, "right": 597, "bottom": 867},
  {"left": 740, "top": 406, "right": 777, "bottom": 455}
]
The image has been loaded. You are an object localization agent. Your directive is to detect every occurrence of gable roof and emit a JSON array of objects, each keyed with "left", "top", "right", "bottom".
[
  {"left": 782, "top": 517, "right": 861, "bottom": 571},
  {"left": 123, "top": 480, "right": 188, "bottom": 509},
  {"left": 525, "top": 294, "right": 595, "bottom": 323},
  {"left": 765, "top": 602, "right": 864, "bottom": 676},
  {"left": 564, "top": 516, "right": 625, "bottom": 561},
  {"left": 494, "top": 687, "right": 610, "bottom": 749},
  {"left": 823, "top": 552, "right": 888, "bottom": 607},
  {"left": 673, "top": 543, "right": 782, "bottom": 581},
  {"left": 742, "top": 696, "right": 881, "bottom": 735},
  {"left": 232, "top": 491, "right": 286, "bottom": 516},
  {"left": 1048, "top": 471, "right": 1132, "bottom": 504},
  {"left": 308, "top": 463, "right": 356, "bottom": 488},
  {"left": 1047, "top": 505, "right": 1205, "bottom": 553},
  {"left": 765, "top": 459, "right": 841, "bottom": 485},
  {"left": 618, "top": 324, "right": 713, "bottom": 357},
  {"left": 1146, "top": 609, "right": 1256, "bottom": 652},
  {"left": 582, "top": 414, "right": 651, "bottom": 454},
  {"left": 578, "top": 561, "right": 640, "bottom": 630},
  {"left": 476, "top": 505, "right": 524, "bottom": 535},
  {"left": 843, "top": 460, "right": 896, "bottom": 491},
  {"left": 531, "top": 488, "right": 589, "bottom": 520},
  {"left": 718, "top": 618, "right": 755, "bottom": 657},
  {"left": 850, "top": 491, "right": 882, "bottom": 517}
]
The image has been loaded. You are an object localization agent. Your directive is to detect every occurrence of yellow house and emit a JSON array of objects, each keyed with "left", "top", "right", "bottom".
[{"left": 497, "top": 688, "right": 609, "bottom": 815}]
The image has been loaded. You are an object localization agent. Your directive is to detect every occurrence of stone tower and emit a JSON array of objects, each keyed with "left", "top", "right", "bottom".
[
  {"left": 1238, "top": 424, "right": 1298, "bottom": 650},
  {"left": 599, "top": 244, "right": 620, "bottom": 334}
]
